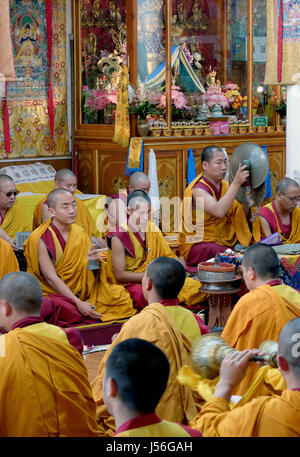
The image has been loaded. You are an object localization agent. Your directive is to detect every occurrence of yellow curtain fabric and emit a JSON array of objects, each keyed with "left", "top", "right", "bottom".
[{"left": 113, "top": 64, "right": 130, "bottom": 148}]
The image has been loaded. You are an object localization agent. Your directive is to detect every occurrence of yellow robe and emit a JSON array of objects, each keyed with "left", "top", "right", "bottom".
[
  {"left": 0, "top": 326, "right": 99, "bottom": 437},
  {"left": 23, "top": 219, "right": 136, "bottom": 322},
  {"left": 190, "top": 389, "right": 300, "bottom": 437},
  {"left": 32, "top": 194, "right": 96, "bottom": 238},
  {"left": 221, "top": 284, "right": 300, "bottom": 396},
  {"left": 91, "top": 302, "right": 203, "bottom": 436},
  {"left": 178, "top": 175, "right": 263, "bottom": 261},
  {"left": 107, "top": 221, "right": 207, "bottom": 307},
  {"left": 260, "top": 202, "right": 300, "bottom": 243},
  {"left": 0, "top": 200, "right": 31, "bottom": 238},
  {"left": 0, "top": 238, "right": 19, "bottom": 279}
]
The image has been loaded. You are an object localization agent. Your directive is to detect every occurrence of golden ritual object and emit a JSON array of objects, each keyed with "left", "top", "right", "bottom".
[{"left": 191, "top": 334, "right": 278, "bottom": 379}]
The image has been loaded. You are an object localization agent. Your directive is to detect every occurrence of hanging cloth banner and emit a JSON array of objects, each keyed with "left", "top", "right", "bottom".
[
  {"left": 262, "top": 145, "right": 273, "bottom": 199},
  {"left": 144, "top": 46, "right": 205, "bottom": 93},
  {"left": 187, "top": 149, "right": 197, "bottom": 185},
  {"left": 113, "top": 64, "right": 130, "bottom": 148},
  {"left": 265, "top": 0, "right": 300, "bottom": 85},
  {"left": 46, "top": 0, "right": 55, "bottom": 142},
  {"left": 124, "top": 138, "right": 144, "bottom": 176}
]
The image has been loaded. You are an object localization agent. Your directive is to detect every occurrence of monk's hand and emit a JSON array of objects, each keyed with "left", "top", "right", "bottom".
[
  {"left": 10, "top": 238, "right": 18, "bottom": 251},
  {"left": 233, "top": 164, "right": 249, "bottom": 186},
  {"left": 87, "top": 248, "right": 101, "bottom": 262},
  {"left": 76, "top": 299, "right": 102, "bottom": 320},
  {"left": 91, "top": 236, "right": 106, "bottom": 249},
  {"left": 214, "top": 349, "right": 259, "bottom": 401}
]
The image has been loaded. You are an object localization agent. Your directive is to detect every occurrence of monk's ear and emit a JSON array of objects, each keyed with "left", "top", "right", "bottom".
[
  {"left": 248, "top": 266, "right": 256, "bottom": 281},
  {"left": 106, "top": 377, "right": 118, "bottom": 399},
  {"left": 0, "top": 299, "right": 12, "bottom": 317},
  {"left": 277, "top": 354, "right": 290, "bottom": 373},
  {"left": 47, "top": 206, "right": 56, "bottom": 218}
]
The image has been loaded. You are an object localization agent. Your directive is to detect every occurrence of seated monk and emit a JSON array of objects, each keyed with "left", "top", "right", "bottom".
[
  {"left": 221, "top": 244, "right": 300, "bottom": 397},
  {"left": 32, "top": 168, "right": 105, "bottom": 248},
  {"left": 103, "top": 338, "right": 203, "bottom": 437},
  {"left": 91, "top": 256, "right": 208, "bottom": 436},
  {"left": 178, "top": 146, "right": 264, "bottom": 266},
  {"left": 259, "top": 178, "right": 300, "bottom": 243},
  {"left": 103, "top": 171, "right": 152, "bottom": 235},
  {"left": 0, "top": 174, "right": 31, "bottom": 250},
  {"left": 0, "top": 238, "right": 19, "bottom": 279},
  {"left": 24, "top": 188, "right": 136, "bottom": 325},
  {"left": 106, "top": 190, "right": 207, "bottom": 310},
  {"left": 190, "top": 318, "right": 300, "bottom": 437},
  {"left": 0, "top": 272, "right": 99, "bottom": 437}
]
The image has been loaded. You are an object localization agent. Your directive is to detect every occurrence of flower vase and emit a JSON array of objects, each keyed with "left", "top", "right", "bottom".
[
  {"left": 210, "top": 105, "right": 223, "bottom": 117},
  {"left": 137, "top": 119, "right": 150, "bottom": 137}
]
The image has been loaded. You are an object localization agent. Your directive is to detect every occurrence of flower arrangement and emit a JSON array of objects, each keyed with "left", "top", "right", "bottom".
[
  {"left": 271, "top": 86, "right": 287, "bottom": 116},
  {"left": 129, "top": 84, "right": 161, "bottom": 120},
  {"left": 85, "top": 88, "right": 118, "bottom": 111},
  {"left": 159, "top": 85, "right": 190, "bottom": 110},
  {"left": 204, "top": 84, "right": 229, "bottom": 110}
]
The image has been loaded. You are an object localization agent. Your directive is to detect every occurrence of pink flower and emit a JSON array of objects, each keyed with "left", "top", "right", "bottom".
[{"left": 159, "top": 86, "right": 189, "bottom": 110}]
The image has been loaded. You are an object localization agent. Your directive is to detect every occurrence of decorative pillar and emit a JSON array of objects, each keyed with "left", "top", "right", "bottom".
[{"left": 286, "top": 84, "right": 300, "bottom": 184}]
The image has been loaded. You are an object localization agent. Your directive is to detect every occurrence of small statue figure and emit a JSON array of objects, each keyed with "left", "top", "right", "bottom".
[
  {"left": 177, "top": 2, "right": 187, "bottom": 25},
  {"left": 189, "top": 1, "right": 208, "bottom": 30}
]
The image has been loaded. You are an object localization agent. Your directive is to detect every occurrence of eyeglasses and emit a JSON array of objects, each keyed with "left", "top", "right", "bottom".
[
  {"left": 280, "top": 192, "right": 300, "bottom": 203},
  {"left": 0, "top": 189, "right": 19, "bottom": 197}
]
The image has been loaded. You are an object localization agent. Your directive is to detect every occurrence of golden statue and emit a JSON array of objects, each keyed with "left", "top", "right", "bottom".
[{"left": 206, "top": 66, "right": 221, "bottom": 87}]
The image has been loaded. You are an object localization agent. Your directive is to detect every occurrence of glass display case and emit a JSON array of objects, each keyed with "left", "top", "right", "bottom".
[{"left": 74, "top": 0, "right": 285, "bottom": 134}]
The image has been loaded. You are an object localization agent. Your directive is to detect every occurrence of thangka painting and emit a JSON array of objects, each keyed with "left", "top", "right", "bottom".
[
  {"left": 0, "top": 0, "right": 68, "bottom": 159},
  {"left": 265, "top": 0, "right": 300, "bottom": 85}
]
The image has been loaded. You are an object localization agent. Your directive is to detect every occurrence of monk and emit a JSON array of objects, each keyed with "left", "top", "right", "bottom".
[
  {"left": 103, "top": 338, "right": 203, "bottom": 437},
  {"left": 107, "top": 190, "right": 207, "bottom": 310},
  {"left": 104, "top": 171, "right": 151, "bottom": 234},
  {"left": 178, "top": 146, "right": 264, "bottom": 266},
  {"left": 221, "top": 243, "right": 300, "bottom": 396},
  {"left": 32, "top": 168, "right": 105, "bottom": 248},
  {"left": 0, "top": 174, "right": 31, "bottom": 249},
  {"left": 0, "top": 238, "right": 19, "bottom": 279},
  {"left": 191, "top": 318, "right": 300, "bottom": 437},
  {"left": 24, "top": 188, "right": 135, "bottom": 324},
  {"left": 259, "top": 178, "right": 300, "bottom": 243},
  {"left": 91, "top": 257, "right": 208, "bottom": 436},
  {"left": 0, "top": 272, "right": 99, "bottom": 437}
]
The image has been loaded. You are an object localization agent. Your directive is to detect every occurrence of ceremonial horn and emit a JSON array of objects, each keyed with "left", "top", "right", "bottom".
[
  {"left": 229, "top": 143, "right": 269, "bottom": 209},
  {"left": 190, "top": 333, "right": 278, "bottom": 379}
]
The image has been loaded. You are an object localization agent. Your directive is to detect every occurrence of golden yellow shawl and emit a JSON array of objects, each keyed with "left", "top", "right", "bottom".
[
  {"left": 1, "top": 200, "right": 31, "bottom": 238},
  {"left": 0, "top": 328, "right": 98, "bottom": 437},
  {"left": 178, "top": 174, "right": 263, "bottom": 260},
  {"left": 0, "top": 238, "right": 19, "bottom": 279},
  {"left": 91, "top": 302, "right": 202, "bottom": 436}
]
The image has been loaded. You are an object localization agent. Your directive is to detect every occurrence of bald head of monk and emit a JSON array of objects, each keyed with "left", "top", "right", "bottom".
[
  {"left": 142, "top": 256, "right": 186, "bottom": 303},
  {"left": 128, "top": 172, "right": 151, "bottom": 194},
  {"left": 241, "top": 244, "right": 280, "bottom": 291},
  {"left": 55, "top": 169, "right": 77, "bottom": 195},
  {"left": 0, "top": 271, "right": 42, "bottom": 330},
  {"left": 201, "top": 146, "right": 228, "bottom": 184},
  {"left": 46, "top": 188, "right": 77, "bottom": 226},
  {"left": 0, "top": 174, "right": 18, "bottom": 212},
  {"left": 278, "top": 317, "right": 300, "bottom": 384},
  {"left": 275, "top": 178, "right": 300, "bottom": 214},
  {"left": 127, "top": 190, "right": 151, "bottom": 232}
]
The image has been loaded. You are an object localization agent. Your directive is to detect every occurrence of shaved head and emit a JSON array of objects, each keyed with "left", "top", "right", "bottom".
[
  {"left": 276, "top": 178, "right": 299, "bottom": 193},
  {"left": 0, "top": 174, "right": 14, "bottom": 186},
  {"left": 55, "top": 169, "right": 76, "bottom": 184},
  {"left": 127, "top": 190, "right": 151, "bottom": 210},
  {"left": 242, "top": 244, "right": 280, "bottom": 280},
  {"left": 47, "top": 188, "right": 72, "bottom": 209},
  {"left": 201, "top": 146, "right": 223, "bottom": 163},
  {"left": 278, "top": 318, "right": 300, "bottom": 377},
  {"left": 128, "top": 172, "right": 151, "bottom": 193},
  {"left": 0, "top": 272, "right": 42, "bottom": 314}
]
